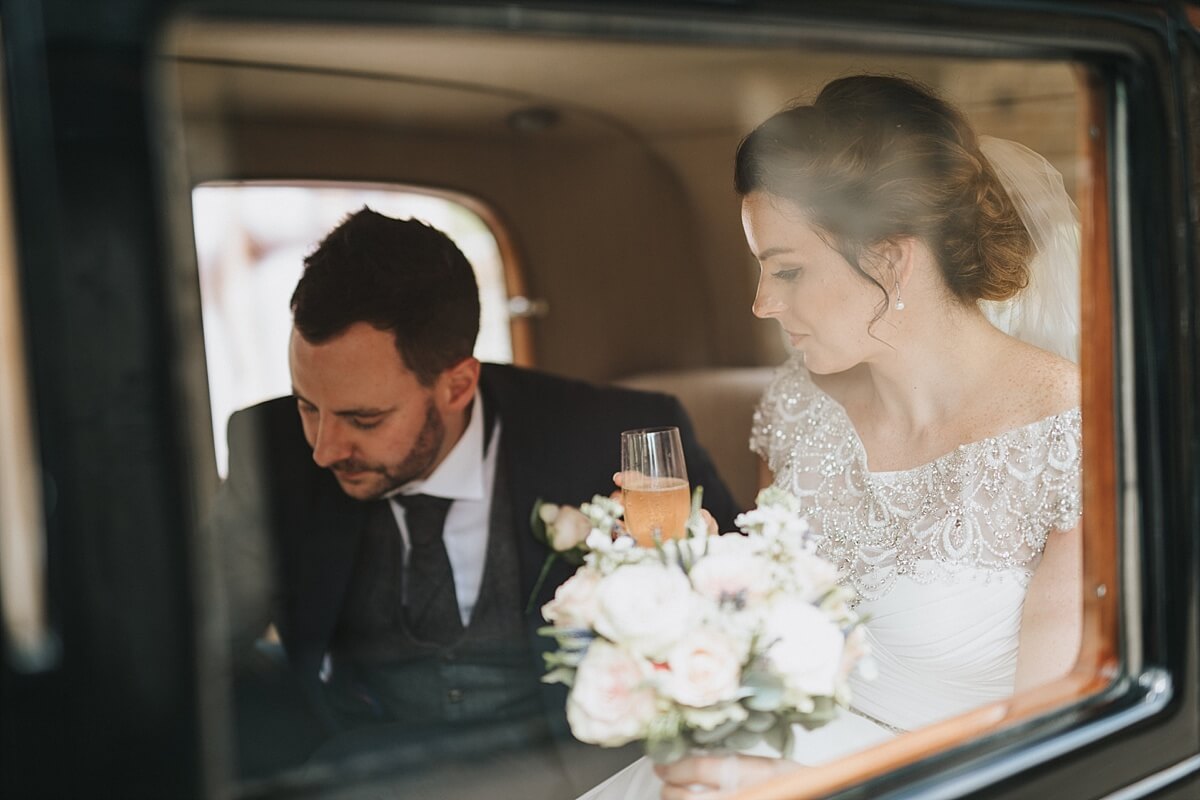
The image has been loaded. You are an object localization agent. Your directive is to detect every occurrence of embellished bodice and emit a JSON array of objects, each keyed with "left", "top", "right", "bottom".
[
  {"left": 750, "top": 357, "right": 1082, "bottom": 603},
  {"left": 575, "top": 361, "right": 1085, "bottom": 797}
]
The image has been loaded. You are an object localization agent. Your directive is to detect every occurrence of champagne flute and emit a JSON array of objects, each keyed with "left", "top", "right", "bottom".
[{"left": 620, "top": 426, "right": 691, "bottom": 547}]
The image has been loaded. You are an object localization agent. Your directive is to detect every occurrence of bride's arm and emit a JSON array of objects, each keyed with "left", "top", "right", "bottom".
[{"left": 1013, "top": 523, "right": 1083, "bottom": 692}]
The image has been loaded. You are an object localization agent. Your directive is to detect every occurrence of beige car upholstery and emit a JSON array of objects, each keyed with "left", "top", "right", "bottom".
[{"left": 615, "top": 367, "right": 776, "bottom": 513}]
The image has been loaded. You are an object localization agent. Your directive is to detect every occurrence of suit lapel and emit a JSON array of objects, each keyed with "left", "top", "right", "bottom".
[
  {"left": 283, "top": 468, "right": 368, "bottom": 675},
  {"left": 480, "top": 367, "right": 563, "bottom": 610}
]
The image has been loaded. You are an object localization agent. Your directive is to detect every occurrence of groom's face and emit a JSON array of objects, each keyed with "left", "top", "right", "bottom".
[
  {"left": 288, "top": 321, "right": 452, "bottom": 501},
  {"left": 742, "top": 192, "right": 888, "bottom": 374}
]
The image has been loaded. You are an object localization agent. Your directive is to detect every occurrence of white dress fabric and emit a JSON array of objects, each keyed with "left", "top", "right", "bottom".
[{"left": 577, "top": 357, "right": 1082, "bottom": 800}]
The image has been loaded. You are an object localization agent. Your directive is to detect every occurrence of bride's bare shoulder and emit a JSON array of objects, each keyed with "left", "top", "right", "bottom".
[{"left": 999, "top": 339, "right": 1080, "bottom": 419}]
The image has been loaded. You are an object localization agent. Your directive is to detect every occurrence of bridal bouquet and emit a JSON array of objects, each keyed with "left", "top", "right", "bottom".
[{"left": 535, "top": 487, "right": 869, "bottom": 763}]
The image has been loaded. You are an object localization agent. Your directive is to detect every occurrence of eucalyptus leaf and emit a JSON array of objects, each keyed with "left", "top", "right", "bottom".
[
  {"left": 646, "top": 736, "right": 688, "bottom": 765},
  {"left": 647, "top": 708, "right": 683, "bottom": 741},
  {"left": 690, "top": 716, "right": 743, "bottom": 745},
  {"left": 810, "top": 695, "right": 836, "bottom": 717},
  {"left": 794, "top": 717, "right": 834, "bottom": 732},
  {"left": 790, "top": 699, "right": 837, "bottom": 731},
  {"left": 742, "top": 671, "right": 785, "bottom": 712},
  {"left": 742, "top": 669, "right": 784, "bottom": 693},
  {"left": 744, "top": 691, "right": 783, "bottom": 712},
  {"left": 540, "top": 667, "right": 574, "bottom": 687},
  {"left": 543, "top": 649, "right": 587, "bottom": 669},
  {"left": 762, "top": 721, "right": 787, "bottom": 754},
  {"left": 743, "top": 710, "right": 776, "bottom": 733},
  {"left": 677, "top": 537, "right": 694, "bottom": 575},
  {"left": 654, "top": 535, "right": 670, "bottom": 568},
  {"left": 724, "top": 729, "right": 763, "bottom": 751}
]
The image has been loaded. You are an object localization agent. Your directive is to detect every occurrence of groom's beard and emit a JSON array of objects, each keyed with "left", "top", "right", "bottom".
[{"left": 329, "top": 399, "right": 446, "bottom": 501}]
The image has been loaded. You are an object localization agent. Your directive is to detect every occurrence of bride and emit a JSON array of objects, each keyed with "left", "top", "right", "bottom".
[{"left": 579, "top": 74, "right": 1083, "bottom": 799}]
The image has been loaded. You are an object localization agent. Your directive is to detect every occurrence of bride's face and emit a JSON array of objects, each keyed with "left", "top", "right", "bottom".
[{"left": 742, "top": 191, "right": 890, "bottom": 374}]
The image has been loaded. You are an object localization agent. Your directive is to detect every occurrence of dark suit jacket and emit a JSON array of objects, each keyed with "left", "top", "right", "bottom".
[{"left": 212, "top": 363, "right": 740, "bottom": 779}]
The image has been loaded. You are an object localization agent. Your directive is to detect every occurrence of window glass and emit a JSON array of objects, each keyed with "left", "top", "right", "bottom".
[{"left": 159, "top": 15, "right": 1113, "bottom": 800}]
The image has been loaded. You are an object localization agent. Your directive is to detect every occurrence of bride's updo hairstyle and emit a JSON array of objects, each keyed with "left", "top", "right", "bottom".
[{"left": 735, "top": 75, "right": 1032, "bottom": 310}]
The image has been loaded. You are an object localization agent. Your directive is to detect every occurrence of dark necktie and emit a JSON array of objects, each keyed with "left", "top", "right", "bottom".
[{"left": 394, "top": 493, "right": 463, "bottom": 644}]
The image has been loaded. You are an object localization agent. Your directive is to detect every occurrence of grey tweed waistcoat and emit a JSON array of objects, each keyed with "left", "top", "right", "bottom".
[{"left": 325, "top": 447, "right": 547, "bottom": 750}]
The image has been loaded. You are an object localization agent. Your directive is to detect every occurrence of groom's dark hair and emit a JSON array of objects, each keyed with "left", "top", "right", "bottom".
[{"left": 290, "top": 207, "right": 480, "bottom": 386}]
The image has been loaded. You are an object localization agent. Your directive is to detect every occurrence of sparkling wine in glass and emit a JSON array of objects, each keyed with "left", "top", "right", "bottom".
[{"left": 620, "top": 426, "right": 691, "bottom": 547}]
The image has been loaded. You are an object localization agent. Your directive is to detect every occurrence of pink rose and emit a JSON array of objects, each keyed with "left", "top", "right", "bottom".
[
  {"left": 567, "top": 641, "right": 658, "bottom": 746},
  {"left": 662, "top": 627, "right": 744, "bottom": 709},
  {"left": 548, "top": 505, "right": 593, "bottom": 551},
  {"left": 689, "top": 535, "right": 773, "bottom": 610},
  {"left": 542, "top": 567, "right": 602, "bottom": 628}
]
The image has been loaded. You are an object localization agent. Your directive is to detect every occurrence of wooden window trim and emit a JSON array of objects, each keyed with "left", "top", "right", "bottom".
[
  {"left": 731, "top": 69, "right": 1120, "bottom": 800},
  {"left": 356, "top": 181, "right": 536, "bottom": 368},
  {"left": 438, "top": 189, "right": 536, "bottom": 368}
]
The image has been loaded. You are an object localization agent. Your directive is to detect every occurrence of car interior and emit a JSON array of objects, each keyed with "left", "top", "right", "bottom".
[{"left": 161, "top": 17, "right": 1083, "bottom": 513}]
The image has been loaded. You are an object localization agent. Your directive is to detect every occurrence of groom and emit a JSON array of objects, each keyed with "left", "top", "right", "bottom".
[{"left": 212, "top": 208, "right": 739, "bottom": 793}]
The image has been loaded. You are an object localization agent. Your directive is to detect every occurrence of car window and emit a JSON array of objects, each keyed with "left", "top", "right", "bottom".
[{"left": 154, "top": 10, "right": 1124, "bottom": 800}]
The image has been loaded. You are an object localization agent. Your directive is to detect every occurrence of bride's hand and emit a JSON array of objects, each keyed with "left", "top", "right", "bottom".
[
  {"left": 653, "top": 754, "right": 802, "bottom": 799},
  {"left": 610, "top": 472, "right": 719, "bottom": 536}
]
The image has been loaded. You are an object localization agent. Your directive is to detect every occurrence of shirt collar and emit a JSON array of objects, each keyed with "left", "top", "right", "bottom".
[{"left": 397, "top": 393, "right": 486, "bottom": 502}]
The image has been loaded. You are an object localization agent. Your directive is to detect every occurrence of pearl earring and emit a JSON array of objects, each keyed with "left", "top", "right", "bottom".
[{"left": 894, "top": 284, "right": 905, "bottom": 311}]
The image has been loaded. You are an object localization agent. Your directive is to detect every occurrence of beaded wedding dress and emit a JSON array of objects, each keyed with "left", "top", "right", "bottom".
[{"left": 576, "top": 356, "right": 1082, "bottom": 800}]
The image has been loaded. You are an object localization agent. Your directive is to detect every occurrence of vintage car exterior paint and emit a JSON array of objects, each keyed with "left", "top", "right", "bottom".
[{"left": 0, "top": 1, "right": 1196, "bottom": 798}]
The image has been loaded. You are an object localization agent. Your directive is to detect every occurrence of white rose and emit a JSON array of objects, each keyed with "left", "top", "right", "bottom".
[
  {"left": 542, "top": 567, "right": 602, "bottom": 628},
  {"left": 839, "top": 625, "right": 875, "bottom": 682},
  {"left": 549, "top": 505, "right": 593, "bottom": 551},
  {"left": 567, "top": 641, "right": 658, "bottom": 746},
  {"left": 689, "top": 536, "right": 773, "bottom": 610},
  {"left": 783, "top": 551, "right": 841, "bottom": 602},
  {"left": 662, "top": 627, "right": 744, "bottom": 708},
  {"left": 762, "top": 598, "right": 845, "bottom": 698},
  {"left": 593, "top": 563, "right": 697, "bottom": 659}
]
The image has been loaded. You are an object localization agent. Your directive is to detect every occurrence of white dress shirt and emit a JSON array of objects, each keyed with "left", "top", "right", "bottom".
[{"left": 388, "top": 395, "right": 499, "bottom": 626}]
